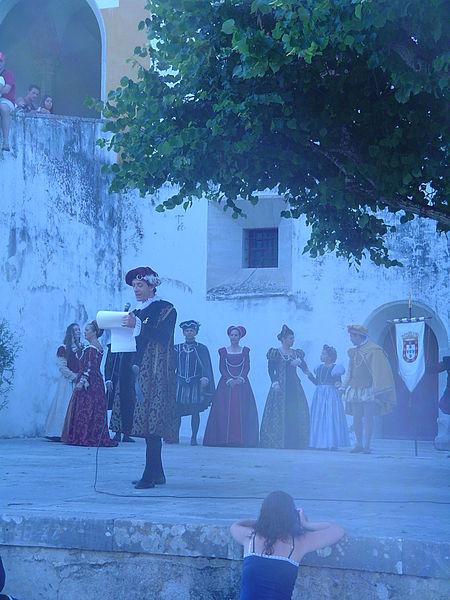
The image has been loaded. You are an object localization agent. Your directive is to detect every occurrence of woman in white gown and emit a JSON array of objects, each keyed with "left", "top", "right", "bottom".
[{"left": 44, "top": 323, "right": 83, "bottom": 440}]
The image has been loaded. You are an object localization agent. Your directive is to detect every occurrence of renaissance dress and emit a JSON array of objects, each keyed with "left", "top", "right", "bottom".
[
  {"left": 62, "top": 345, "right": 117, "bottom": 447},
  {"left": 44, "top": 343, "right": 83, "bottom": 438},
  {"left": 344, "top": 340, "right": 396, "bottom": 416},
  {"left": 309, "top": 363, "right": 350, "bottom": 449},
  {"left": 260, "top": 348, "right": 310, "bottom": 449},
  {"left": 175, "top": 341, "right": 215, "bottom": 416},
  {"left": 203, "top": 347, "right": 259, "bottom": 447}
]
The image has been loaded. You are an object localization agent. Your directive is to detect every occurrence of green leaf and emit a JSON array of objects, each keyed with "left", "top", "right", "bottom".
[
  {"left": 402, "top": 173, "right": 413, "bottom": 185},
  {"left": 221, "top": 19, "right": 235, "bottom": 35},
  {"left": 438, "top": 76, "right": 448, "bottom": 92},
  {"left": 360, "top": 214, "right": 369, "bottom": 228},
  {"left": 344, "top": 35, "right": 355, "bottom": 48}
]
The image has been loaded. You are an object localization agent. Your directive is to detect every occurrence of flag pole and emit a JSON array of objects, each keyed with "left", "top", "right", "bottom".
[{"left": 409, "top": 294, "right": 417, "bottom": 456}]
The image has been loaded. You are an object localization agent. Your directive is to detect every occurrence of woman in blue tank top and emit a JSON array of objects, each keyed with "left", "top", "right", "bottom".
[{"left": 231, "top": 491, "right": 344, "bottom": 600}]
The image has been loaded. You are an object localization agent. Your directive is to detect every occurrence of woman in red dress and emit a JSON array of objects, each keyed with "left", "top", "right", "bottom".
[
  {"left": 203, "top": 326, "right": 259, "bottom": 447},
  {"left": 62, "top": 321, "right": 117, "bottom": 447}
]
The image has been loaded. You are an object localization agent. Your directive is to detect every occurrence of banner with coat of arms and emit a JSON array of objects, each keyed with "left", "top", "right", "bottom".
[{"left": 395, "top": 321, "right": 425, "bottom": 392}]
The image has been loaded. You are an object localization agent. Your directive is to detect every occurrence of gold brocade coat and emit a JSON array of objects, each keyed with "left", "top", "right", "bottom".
[
  {"left": 344, "top": 340, "right": 396, "bottom": 416},
  {"left": 110, "top": 300, "right": 177, "bottom": 440}
]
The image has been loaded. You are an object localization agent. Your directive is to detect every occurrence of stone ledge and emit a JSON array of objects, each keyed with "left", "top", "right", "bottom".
[
  {"left": 11, "top": 111, "right": 104, "bottom": 125},
  {"left": 0, "top": 514, "right": 114, "bottom": 553},
  {"left": 1, "top": 513, "right": 448, "bottom": 580}
]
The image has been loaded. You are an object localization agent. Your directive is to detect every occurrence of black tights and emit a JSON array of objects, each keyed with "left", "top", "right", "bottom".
[
  {"left": 176, "top": 412, "right": 200, "bottom": 440},
  {"left": 142, "top": 434, "right": 164, "bottom": 482}
]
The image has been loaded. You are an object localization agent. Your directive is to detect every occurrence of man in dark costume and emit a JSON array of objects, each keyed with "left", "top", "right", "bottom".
[
  {"left": 110, "top": 266, "right": 177, "bottom": 489},
  {"left": 174, "top": 320, "right": 215, "bottom": 445},
  {"left": 106, "top": 340, "right": 135, "bottom": 443}
]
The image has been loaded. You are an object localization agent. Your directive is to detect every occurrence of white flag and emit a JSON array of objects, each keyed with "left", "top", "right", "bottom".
[{"left": 395, "top": 321, "right": 425, "bottom": 392}]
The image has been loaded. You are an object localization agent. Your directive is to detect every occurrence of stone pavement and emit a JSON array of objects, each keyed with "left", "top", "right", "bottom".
[
  {"left": 1, "top": 437, "right": 448, "bottom": 542},
  {"left": 1, "top": 437, "right": 449, "bottom": 599}
]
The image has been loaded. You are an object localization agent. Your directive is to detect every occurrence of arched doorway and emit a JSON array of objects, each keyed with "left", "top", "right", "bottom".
[
  {"left": 381, "top": 324, "right": 438, "bottom": 440},
  {"left": 365, "top": 300, "right": 449, "bottom": 448},
  {"left": 0, "top": 0, "right": 105, "bottom": 116}
]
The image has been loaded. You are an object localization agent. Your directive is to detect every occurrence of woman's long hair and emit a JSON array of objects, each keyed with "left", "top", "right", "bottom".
[
  {"left": 41, "top": 95, "right": 53, "bottom": 113},
  {"left": 253, "top": 491, "right": 303, "bottom": 555},
  {"left": 63, "top": 323, "right": 80, "bottom": 361}
]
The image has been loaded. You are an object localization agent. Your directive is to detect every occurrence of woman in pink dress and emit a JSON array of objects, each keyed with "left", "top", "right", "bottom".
[
  {"left": 62, "top": 321, "right": 117, "bottom": 447},
  {"left": 203, "top": 326, "right": 259, "bottom": 447}
]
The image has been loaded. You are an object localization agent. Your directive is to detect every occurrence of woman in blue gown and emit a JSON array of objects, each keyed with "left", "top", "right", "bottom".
[{"left": 304, "top": 345, "right": 350, "bottom": 450}]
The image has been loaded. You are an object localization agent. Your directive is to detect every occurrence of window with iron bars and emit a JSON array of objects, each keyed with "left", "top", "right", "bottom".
[{"left": 243, "top": 228, "right": 278, "bottom": 268}]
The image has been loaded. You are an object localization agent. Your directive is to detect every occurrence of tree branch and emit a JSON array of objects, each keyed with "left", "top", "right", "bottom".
[{"left": 309, "top": 142, "right": 450, "bottom": 227}]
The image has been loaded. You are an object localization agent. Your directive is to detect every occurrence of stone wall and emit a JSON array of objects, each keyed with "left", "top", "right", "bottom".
[
  {"left": 1, "top": 113, "right": 449, "bottom": 446},
  {"left": 0, "top": 113, "right": 123, "bottom": 436},
  {"left": 1, "top": 517, "right": 449, "bottom": 600}
]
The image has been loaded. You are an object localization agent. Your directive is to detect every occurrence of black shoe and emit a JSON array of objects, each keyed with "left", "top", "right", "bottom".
[
  {"left": 112, "top": 432, "right": 121, "bottom": 442},
  {"left": 190, "top": 437, "right": 198, "bottom": 446},
  {"left": 134, "top": 479, "right": 155, "bottom": 489},
  {"left": 122, "top": 435, "right": 135, "bottom": 443},
  {"left": 153, "top": 475, "right": 166, "bottom": 485},
  {"left": 132, "top": 475, "right": 166, "bottom": 485}
]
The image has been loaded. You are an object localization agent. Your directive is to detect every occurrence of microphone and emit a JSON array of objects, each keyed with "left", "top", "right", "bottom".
[{"left": 124, "top": 302, "right": 131, "bottom": 312}]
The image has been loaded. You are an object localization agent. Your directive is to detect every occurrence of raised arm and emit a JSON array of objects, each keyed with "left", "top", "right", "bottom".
[
  {"left": 230, "top": 519, "right": 256, "bottom": 546},
  {"left": 296, "top": 509, "right": 344, "bottom": 559}
]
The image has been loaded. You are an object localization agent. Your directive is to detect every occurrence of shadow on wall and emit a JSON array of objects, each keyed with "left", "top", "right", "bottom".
[{"left": 0, "top": 0, "right": 102, "bottom": 117}]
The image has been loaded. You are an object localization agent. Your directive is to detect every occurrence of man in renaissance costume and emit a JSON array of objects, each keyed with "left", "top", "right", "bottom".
[
  {"left": 174, "top": 320, "right": 215, "bottom": 445},
  {"left": 110, "top": 266, "right": 177, "bottom": 489},
  {"left": 342, "top": 324, "right": 396, "bottom": 454}
]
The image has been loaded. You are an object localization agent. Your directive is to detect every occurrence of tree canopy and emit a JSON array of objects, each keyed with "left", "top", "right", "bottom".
[{"left": 93, "top": 0, "right": 449, "bottom": 267}]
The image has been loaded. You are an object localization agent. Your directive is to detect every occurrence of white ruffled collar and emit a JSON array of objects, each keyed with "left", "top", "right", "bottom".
[{"left": 134, "top": 296, "right": 161, "bottom": 310}]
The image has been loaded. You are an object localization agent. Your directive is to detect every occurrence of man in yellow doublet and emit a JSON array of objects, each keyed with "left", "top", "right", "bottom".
[{"left": 343, "top": 324, "right": 396, "bottom": 453}]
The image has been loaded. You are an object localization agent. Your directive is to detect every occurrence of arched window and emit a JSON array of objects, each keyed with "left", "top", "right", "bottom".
[{"left": 0, "top": 0, "right": 105, "bottom": 116}]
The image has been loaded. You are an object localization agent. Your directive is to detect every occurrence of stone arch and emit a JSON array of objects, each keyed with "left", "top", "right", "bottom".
[
  {"left": 0, "top": 0, "right": 106, "bottom": 115},
  {"left": 364, "top": 300, "right": 449, "bottom": 450}
]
